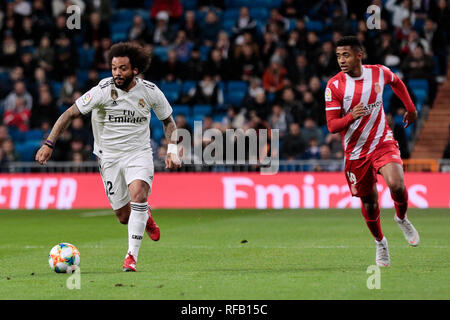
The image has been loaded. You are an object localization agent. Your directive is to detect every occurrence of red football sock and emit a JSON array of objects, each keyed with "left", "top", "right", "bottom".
[
  {"left": 391, "top": 188, "right": 408, "bottom": 220},
  {"left": 361, "top": 203, "right": 384, "bottom": 242}
]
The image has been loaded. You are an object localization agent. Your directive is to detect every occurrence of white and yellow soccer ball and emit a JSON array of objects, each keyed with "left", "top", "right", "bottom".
[{"left": 48, "top": 243, "right": 80, "bottom": 273}]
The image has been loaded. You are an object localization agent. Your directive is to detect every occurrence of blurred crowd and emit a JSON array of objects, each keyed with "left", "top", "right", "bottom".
[{"left": 0, "top": 0, "right": 449, "bottom": 170}]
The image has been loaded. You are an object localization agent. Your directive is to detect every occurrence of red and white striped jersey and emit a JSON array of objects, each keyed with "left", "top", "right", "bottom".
[{"left": 325, "top": 64, "right": 415, "bottom": 160}]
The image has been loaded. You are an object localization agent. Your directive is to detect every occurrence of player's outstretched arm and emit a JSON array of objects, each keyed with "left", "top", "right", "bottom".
[
  {"left": 35, "top": 104, "right": 81, "bottom": 165},
  {"left": 161, "top": 115, "right": 182, "bottom": 169}
]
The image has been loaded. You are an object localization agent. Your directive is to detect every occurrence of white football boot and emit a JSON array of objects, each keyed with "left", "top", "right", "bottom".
[
  {"left": 375, "top": 237, "right": 390, "bottom": 267},
  {"left": 395, "top": 216, "right": 420, "bottom": 246}
]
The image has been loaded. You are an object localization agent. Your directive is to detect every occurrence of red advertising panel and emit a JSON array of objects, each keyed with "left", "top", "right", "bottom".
[{"left": 0, "top": 172, "right": 448, "bottom": 209}]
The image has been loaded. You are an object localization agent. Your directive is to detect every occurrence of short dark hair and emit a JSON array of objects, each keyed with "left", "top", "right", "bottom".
[
  {"left": 108, "top": 42, "right": 151, "bottom": 74},
  {"left": 335, "top": 36, "right": 364, "bottom": 52}
]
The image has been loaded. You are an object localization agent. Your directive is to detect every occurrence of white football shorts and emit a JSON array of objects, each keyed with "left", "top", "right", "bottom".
[{"left": 98, "top": 148, "right": 154, "bottom": 210}]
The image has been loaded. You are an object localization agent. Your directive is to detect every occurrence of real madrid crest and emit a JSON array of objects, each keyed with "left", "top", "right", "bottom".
[
  {"left": 111, "top": 89, "right": 118, "bottom": 101},
  {"left": 138, "top": 98, "right": 145, "bottom": 108}
]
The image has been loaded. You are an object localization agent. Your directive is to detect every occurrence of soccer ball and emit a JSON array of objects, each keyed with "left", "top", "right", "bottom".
[{"left": 48, "top": 243, "right": 80, "bottom": 273}]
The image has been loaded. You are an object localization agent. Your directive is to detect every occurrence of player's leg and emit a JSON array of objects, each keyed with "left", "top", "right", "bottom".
[
  {"left": 379, "top": 162, "right": 420, "bottom": 246},
  {"left": 360, "top": 184, "right": 390, "bottom": 267},
  {"left": 123, "top": 179, "right": 150, "bottom": 272}
]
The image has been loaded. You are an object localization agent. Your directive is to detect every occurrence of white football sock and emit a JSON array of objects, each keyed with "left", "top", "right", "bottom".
[{"left": 127, "top": 202, "right": 148, "bottom": 261}]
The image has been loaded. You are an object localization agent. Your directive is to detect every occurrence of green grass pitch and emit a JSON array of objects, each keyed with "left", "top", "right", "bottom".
[{"left": 0, "top": 208, "right": 448, "bottom": 300}]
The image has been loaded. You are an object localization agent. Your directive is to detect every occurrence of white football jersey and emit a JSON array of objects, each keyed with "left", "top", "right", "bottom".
[{"left": 75, "top": 77, "right": 172, "bottom": 159}]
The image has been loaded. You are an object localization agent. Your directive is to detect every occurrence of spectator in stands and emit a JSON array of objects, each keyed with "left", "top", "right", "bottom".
[
  {"left": 3, "top": 96, "right": 31, "bottom": 131},
  {"left": 93, "top": 37, "right": 112, "bottom": 71},
  {"left": 202, "top": 10, "right": 221, "bottom": 47},
  {"left": 59, "top": 73, "right": 81, "bottom": 107},
  {"left": 422, "top": 18, "right": 448, "bottom": 83},
  {"left": 280, "top": 86, "right": 305, "bottom": 124},
  {"left": 386, "top": 0, "right": 416, "bottom": 29},
  {"left": 180, "top": 10, "right": 202, "bottom": 45},
  {"left": 30, "top": 88, "right": 59, "bottom": 129},
  {"left": 373, "top": 30, "right": 401, "bottom": 68},
  {"left": 4, "top": 81, "right": 33, "bottom": 112},
  {"left": 325, "top": 132, "right": 344, "bottom": 159},
  {"left": 242, "top": 77, "right": 264, "bottom": 106},
  {"left": 67, "top": 135, "right": 91, "bottom": 162},
  {"left": 401, "top": 45, "right": 437, "bottom": 105},
  {"left": 316, "top": 41, "right": 340, "bottom": 81},
  {"left": 302, "top": 90, "right": 324, "bottom": 126},
  {"left": 128, "top": 14, "right": 151, "bottom": 43},
  {"left": 2, "top": 138, "right": 20, "bottom": 162},
  {"left": 175, "top": 114, "right": 193, "bottom": 135},
  {"left": 85, "top": 11, "right": 110, "bottom": 48},
  {"left": 34, "top": 35, "right": 55, "bottom": 73},
  {"left": 184, "top": 46, "right": 204, "bottom": 80},
  {"left": 304, "top": 137, "right": 321, "bottom": 160},
  {"left": 143, "top": 43, "right": 163, "bottom": 81},
  {"left": 184, "top": 73, "right": 224, "bottom": 106},
  {"left": 31, "top": 0, "right": 54, "bottom": 34},
  {"left": 162, "top": 49, "right": 187, "bottom": 81},
  {"left": 70, "top": 117, "right": 92, "bottom": 148},
  {"left": 172, "top": 30, "right": 194, "bottom": 63},
  {"left": 280, "top": 0, "right": 308, "bottom": 19},
  {"left": 281, "top": 123, "right": 306, "bottom": 160},
  {"left": 305, "top": 31, "right": 322, "bottom": 63},
  {"left": 224, "top": 106, "right": 246, "bottom": 130},
  {"left": 260, "top": 31, "right": 278, "bottom": 67},
  {"left": 400, "top": 29, "right": 430, "bottom": 57},
  {"left": 215, "top": 31, "right": 231, "bottom": 60},
  {"left": 82, "top": 69, "right": 100, "bottom": 92},
  {"left": 152, "top": 11, "right": 176, "bottom": 46},
  {"left": 267, "top": 104, "right": 294, "bottom": 138},
  {"left": 246, "top": 90, "right": 271, "bottom": 121},
  {"left": 308, "top": 76, "right": 324, "bottom": 110},
  {"left": 262, "top": 55, "right": 288, "bottom": 93},
  {"left": 232, "top": 44, "right": 263, "bottom": 81},
  {"left": 0, "top": 148, "right": 9, "bottom": 172},
  {"left": 18, "top": 16, "right": 38, "bottom": 48},
  {"left": 302, "top": 118, "right": 324, "bottom": 145},
  {"left": 151, "top": 0, "right": 183, "bottom": 22},
  {"left": 267, "top": 8, "right": 290, "bottom": 37},
  {"left": 386, "top": 112, "right": 410, "bottom": 159},
  {"left": 232, "top": 7, "right": 258, "bottom": 41},
  {"left": 0, "top": 32, "right": 19, "bottom": 67},
  {"left": 0, "top": 125, "right": 10, "bottom": 148},
  {"left": 19, "top": 50, "right": 38, "bottom": 79},
  {"left": 204, "top": 48, "right": 229, "bottom": 81}
]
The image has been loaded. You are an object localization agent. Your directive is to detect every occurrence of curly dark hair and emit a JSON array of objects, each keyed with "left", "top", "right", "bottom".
[
  {"left": 108, "top": 42, "right": 151, "bottom": 74},
  {"left": 335, "top": 36, "right": 364, "bottom": 52}
]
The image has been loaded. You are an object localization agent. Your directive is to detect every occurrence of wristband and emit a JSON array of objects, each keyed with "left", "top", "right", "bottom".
[
  {"left": 44, "top": 140, "right": 55, "bottom": 149},
  {"left": 167, "top": 143, "right": 177, "bottom": 155}
]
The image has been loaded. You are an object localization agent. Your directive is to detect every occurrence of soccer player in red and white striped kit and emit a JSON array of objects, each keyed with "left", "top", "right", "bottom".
[{"left": 325, "top": 36, "right": 420, "bottom": 267}]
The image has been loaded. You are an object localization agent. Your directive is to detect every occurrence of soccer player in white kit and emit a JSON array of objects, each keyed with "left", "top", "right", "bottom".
[{"left": 36, "top": 42, "right": 182, "bottom": 272}]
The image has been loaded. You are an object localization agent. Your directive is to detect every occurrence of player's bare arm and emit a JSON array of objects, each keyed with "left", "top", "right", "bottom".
[
  {"left": 162, "top": 115, "right": 182, "bottom": 169},
  {"left": 35, "top": 104, "right": 81, "bottom": 165}
]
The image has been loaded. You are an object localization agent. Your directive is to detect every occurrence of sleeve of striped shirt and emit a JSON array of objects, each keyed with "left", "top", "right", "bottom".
[
  {"left": 379, "top": 65, "right": 416, "bottom": 112},
  {"left": 325, "top": 82, "right": 355, "bottom": 134}
]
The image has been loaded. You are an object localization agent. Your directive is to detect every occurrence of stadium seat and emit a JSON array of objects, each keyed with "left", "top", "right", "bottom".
[
  {"left": 15, "top": 140, "right": 41, "bottom": 162},
  {"left": 78, "top": 47, "right": 95, "bottom": 70},
  {"left": 153, "top": 46, "right": 169, "bottom": 62},
  {"left": 182, "top": 0, "right": 198, "bottom": 10},
  {"left": 111, "top": 32, "right": 128, "bottom": 43},
  {"left": 193, "top": 105, "right": 213, "bottom": 117},
  {"left": 225, "top": 81, "right": 248, "bottom": 105},
  {"left": 414, "top": 89, "right": 427, "bottom": 112},
  {"left": 8, "top": 127, "right": 25, "bottom": 143},
  {"left": 306, "top": 20, "right": 324, "bottom": 32},
  {"left": 172, "top": 105, "right": 191, "bottom": 118},
  {"left": 200, "top": 45, "right": 211, "bottom": 61},
  {"left": 407, "top": 79, "right": 428, "bottom": 93},
  {"left": 181, "top": 81, "right": 197, "bottom": 95},
  {"left": 98, "top": 71, "right": 111, "bottom": 79},
  {"left": 250, "top": 8, "right": 269, "bottom": 21},
  {"left": 76, "top": 70, "right": 89, "bottom": 86},
  {"left": 151, "top": 126, "right": 164, "bottom": 143},
  {"left": 383, "top": 86, "right": 393, "bottom": 112},
  {"left": 221, "top": 19, "right": 235, "bottom": 35},
  {"left": 226, "top": 0, "right": 252, "bottom": 8},
  {"left": 224, "top": 9, "right": 240, "bottom": 21},
  {"left": 50, "top": 81, "right": 63, "bottom": 99},
  {"left": 160, "top": 82, "right": 181, "bottom": 104},
  {"left": 24, "top": 129, "right": 44, "bottom": 141}
]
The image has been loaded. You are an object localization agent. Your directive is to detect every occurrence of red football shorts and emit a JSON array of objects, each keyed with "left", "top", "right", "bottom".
[{"left": 344, "top": 141, "right": 403, "bottom": 197}]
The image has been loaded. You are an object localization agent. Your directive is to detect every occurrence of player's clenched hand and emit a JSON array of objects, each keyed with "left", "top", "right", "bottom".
[
  {"left": 403, "top": 110, "right": 418, "bottom": 128},
  {"left": 351, "top": 102, "right": 366, "bottom": 120},
  {"left": 35, "top": 145, "right": 53, "bottom": 165},
  {"left": 165, "top": 146, "right": 182, "bottom": 170}
]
